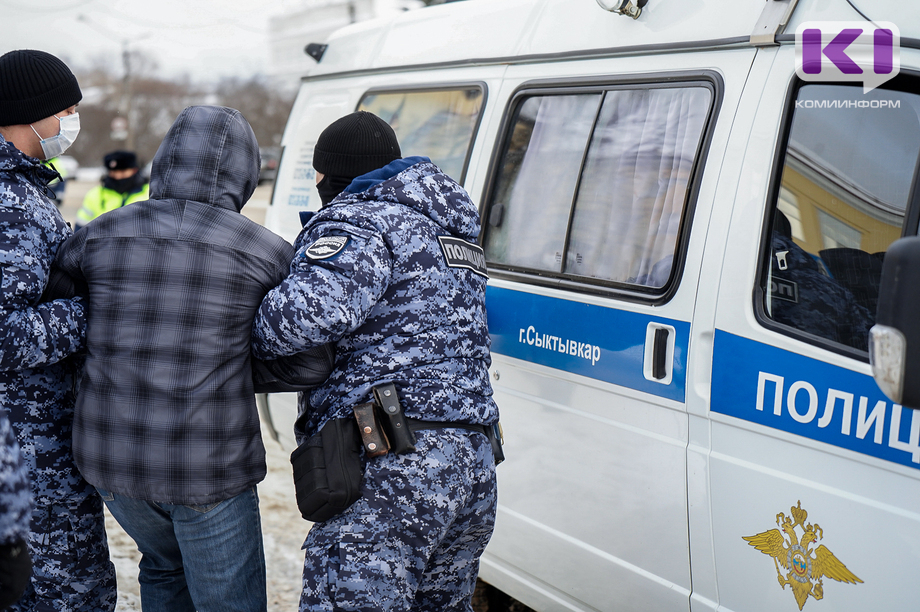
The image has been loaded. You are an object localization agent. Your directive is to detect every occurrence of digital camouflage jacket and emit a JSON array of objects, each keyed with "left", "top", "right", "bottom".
[
  {"left": 252, "top": 157, "right": 499, "bottom": 444},
  {"left": 0, "top": 134, "right": 85, "bottom": 539}
]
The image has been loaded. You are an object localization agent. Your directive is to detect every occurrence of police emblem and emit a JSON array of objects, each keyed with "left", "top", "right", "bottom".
[
  {"left": 743, "top": 501, "right": 862, "bottom": 610},
  {"left": 305, "top": 236, "right": 349, "bottom": 260}
]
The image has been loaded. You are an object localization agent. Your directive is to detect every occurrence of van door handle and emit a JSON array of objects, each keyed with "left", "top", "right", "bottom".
[
  {"left": 653, "top": 328, "right": 669, "bottom": 380},
  {"left": 644, "top": 322, "right": 675, "bottom": 385}
]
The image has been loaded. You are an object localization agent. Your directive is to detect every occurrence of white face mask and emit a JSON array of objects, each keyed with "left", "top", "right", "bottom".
[{"left": 30, "top": 113, "right": 80, "bottom": 160}]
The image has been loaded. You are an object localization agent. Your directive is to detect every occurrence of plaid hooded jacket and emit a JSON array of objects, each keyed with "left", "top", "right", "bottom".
[{"left": 56, "top": 106, "right": 294, "bottom": 505}]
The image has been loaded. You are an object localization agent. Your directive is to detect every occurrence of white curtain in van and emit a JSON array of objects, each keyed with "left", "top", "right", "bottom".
[
  {"left": 567, "top": 87, "right": 711, "bottom": 287},
  {"left": 486, "top": 94, "right": 600, "bottom": 271}
]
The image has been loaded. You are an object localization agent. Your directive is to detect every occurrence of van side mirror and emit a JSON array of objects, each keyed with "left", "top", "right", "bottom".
[{"left": 870, "top": 236, "right": 920, "bottom": 408}]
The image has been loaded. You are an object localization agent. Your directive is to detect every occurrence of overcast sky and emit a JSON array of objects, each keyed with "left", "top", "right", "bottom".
[{"left": 2, "top": 0, "right": 302, "bottom": 81}]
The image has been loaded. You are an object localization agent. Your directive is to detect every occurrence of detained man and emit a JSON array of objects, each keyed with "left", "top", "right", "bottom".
[{"left": 53, "top": 105, "right": 332, "bottom": 612}]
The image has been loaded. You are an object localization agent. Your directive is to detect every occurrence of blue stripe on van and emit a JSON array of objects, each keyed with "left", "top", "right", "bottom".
[
  {"left": 712, "top": 329, "right": 920, "bottom": 470},
  {"left": 485, "top": 286, "right": 688, "bottom": 402}
]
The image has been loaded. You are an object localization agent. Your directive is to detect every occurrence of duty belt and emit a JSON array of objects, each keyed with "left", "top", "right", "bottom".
[{"left": 353, "top": 383, "right": 504, "bottom": 464}]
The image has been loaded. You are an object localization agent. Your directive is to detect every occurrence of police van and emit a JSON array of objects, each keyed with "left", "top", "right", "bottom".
[{"left": 261, "top": 0, "right": 920, "bottom": 609}]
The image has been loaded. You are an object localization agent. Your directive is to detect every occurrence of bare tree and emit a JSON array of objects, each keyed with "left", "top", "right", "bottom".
[
  {"left": 68, "top": 57, "right": 295, "bottom": 173},
  {"left": 69, "top": 52, "right": 203, "bottom": 168},
  {"left": 129, "top": 74, "right": 204, "bottom": 166},
  {"left": 214, "top": 75, "right": 296, "bottom": 149}
]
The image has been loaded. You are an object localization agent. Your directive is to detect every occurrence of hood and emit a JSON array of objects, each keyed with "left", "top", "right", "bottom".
[
  {"left": 0, "top": 134, "right": 59, "bottom": 185},
  {"left": 344, "top": 157, "right": 481, "bottom": 241},
  {"left": 149, "top": 106, "right": 260, "bottom": 212}
]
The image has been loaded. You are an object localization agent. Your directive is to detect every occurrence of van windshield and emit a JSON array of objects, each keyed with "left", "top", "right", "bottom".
[{"left": 358, "top": 87, "right": 483, "bottom": 182}]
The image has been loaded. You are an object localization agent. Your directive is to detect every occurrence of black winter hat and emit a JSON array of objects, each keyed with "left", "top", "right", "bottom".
[
  {"left": 104, "top": 150, "right": 139, "bottom": 170},
  {"left": 313, "top": 111, "right": 401, "bottom": 179},
  {"left": 0, "top": 50, "right": 82, "bottom": 126}
]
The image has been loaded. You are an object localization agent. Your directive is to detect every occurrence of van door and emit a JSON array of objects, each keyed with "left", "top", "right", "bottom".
[
  {"left": 476, "top": 48, "right": 755, "bottom": 611},
  {"left": 708, "top": 43, "right": 920, "bottom": 611}
]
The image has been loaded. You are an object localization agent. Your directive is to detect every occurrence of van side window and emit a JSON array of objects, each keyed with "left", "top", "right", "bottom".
[
  {"left": 761, "top": 78, "right": 920, "bottom": 354},
  {"left": 486, "top": 94, "right": 602, "bottom": 272},
  {"left": 483, "top": 82, "right": 714, "bottom": 294},
  {"left": 358, "top": 87, "right": 484, "bottom": 182},
  {"left": 568, "top": 87, "right": 711, "bottom": 287}
]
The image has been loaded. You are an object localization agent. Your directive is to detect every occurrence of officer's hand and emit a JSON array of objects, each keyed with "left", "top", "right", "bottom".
[{"left": 0, "top": 539, "right": 31, "bottom": 609}]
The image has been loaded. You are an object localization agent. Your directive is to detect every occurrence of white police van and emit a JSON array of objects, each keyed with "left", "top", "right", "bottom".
[{"left": 262, "top": 0, "right": 920, "bottom": 609}]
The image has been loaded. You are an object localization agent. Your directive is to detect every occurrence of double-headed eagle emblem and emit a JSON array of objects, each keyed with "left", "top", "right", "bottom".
[{"left": 743, "top": 501, "right": 862, "bottom": 610}]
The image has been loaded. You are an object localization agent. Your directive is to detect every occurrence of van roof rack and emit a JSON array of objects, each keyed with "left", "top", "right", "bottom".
[{"left": 750, "top": 0, "right": 800, "bottom": 46}]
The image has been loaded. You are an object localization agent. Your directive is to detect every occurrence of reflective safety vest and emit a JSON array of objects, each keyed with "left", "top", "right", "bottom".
[{"left": 76, "top": 183, "right": 150, "bottom": 228}]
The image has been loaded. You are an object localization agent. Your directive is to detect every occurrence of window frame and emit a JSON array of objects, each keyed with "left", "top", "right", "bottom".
[
  {"left": 478, "top": 70, "right": 724, "bottom": 305},
  {"left": 753, "top": 70, "right": 920, "bottom": 362},
  {"left": 356, "top": 81, "right": 488, "bottom": 186}
]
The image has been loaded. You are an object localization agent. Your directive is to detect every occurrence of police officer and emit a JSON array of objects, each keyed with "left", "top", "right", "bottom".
[
  {"left": 0, "top": 49, "right": 117, "bottom": 611},
  {"left": 0, "top": 410, "right": 31, "bottom": 609},
  {"left": 75, "top": 149, "right": 149, "bottom": 229},
  {"left": 252, "top": 111, "right": 500, "bottom": 611}
]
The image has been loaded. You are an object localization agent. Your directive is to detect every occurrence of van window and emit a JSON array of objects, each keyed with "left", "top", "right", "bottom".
[
  {"left": 485, "top": 94, "right": 602, "bottom": 272},
  {"left": 483, "top": 83, "right": 714, "bottom": 294},
  {"left": 762, "top": 77, "right": 920, "bottom": 353},
  {"left": 358, "top": 87, "right": 484, "bottom": 182}
]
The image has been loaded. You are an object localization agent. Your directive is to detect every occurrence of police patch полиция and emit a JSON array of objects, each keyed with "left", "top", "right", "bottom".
[
  {"left": 437, "top": 236, "right": 488, "bottom": 278},
  {"left": 305, "top": 236, "right": 350, "bottom": 260}
]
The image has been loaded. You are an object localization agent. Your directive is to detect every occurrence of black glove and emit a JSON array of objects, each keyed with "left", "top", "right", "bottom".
[
  {"left": 252, "top": 344, "right": 335, "bottom": 394},
  {"left": 0, "top": 539, "right": 31, "bottom": 609}
]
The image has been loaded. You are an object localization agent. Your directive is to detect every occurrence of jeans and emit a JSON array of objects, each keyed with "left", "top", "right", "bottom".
[{"left": 97, "top": 486, "right": 266, "bottom": 612}]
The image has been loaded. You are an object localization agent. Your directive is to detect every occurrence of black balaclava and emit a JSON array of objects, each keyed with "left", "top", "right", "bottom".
[
  {"left": 316, "top": 174, "right": 353, "bottom": 206},
  {"left": 101, "top": 150, "right": 143, "bottom": 194},
  {"left": 103, "top": 172, "right": 144, "bottom": 195},
  {"left": 312, "top": 111, "right": 400, "bottom": 206}
]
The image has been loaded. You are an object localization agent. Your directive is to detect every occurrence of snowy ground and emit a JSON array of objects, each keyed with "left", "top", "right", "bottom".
[{"left": 110, "top": 416, "right": 309, "bottom": 612}]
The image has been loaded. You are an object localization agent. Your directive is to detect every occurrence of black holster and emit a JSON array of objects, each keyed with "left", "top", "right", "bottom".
[
  {"left": 370, "top": 382, "right": 505, "bottom": 464},
  {"left": 373, "top": 383, "right": 417, "bottom": 454},
  {"left": 290, "top": 417, "right": 362, "bottom": 522},
  {"left": 290, "top": 384, "right": 505, "bottom": 523}
]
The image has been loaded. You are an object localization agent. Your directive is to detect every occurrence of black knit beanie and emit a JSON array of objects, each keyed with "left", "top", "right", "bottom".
[
  {"left": 313, "top": 111, "right": 401, "bottom": 180},
  {"left": 0, "top": 50, "right": 82, "bottom": 126}
]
